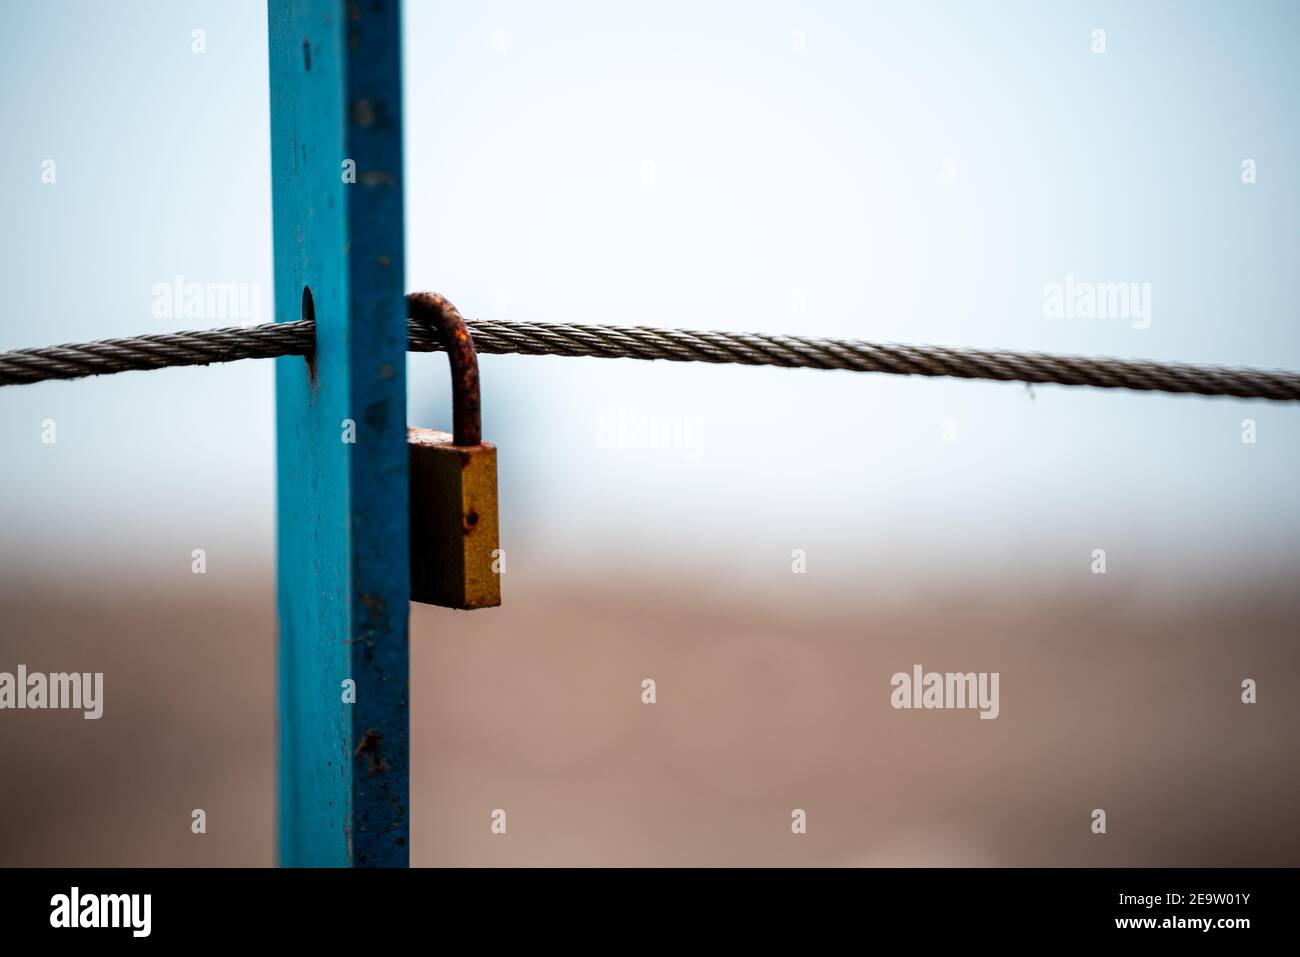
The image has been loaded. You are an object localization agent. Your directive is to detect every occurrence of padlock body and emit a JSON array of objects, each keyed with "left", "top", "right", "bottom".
[{"left": 408, "top": 428, "right": 501, "bottom": 609}]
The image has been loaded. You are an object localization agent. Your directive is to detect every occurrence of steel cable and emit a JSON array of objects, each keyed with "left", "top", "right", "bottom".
[{"left": 1, "top": 305, "right": 1298, "bottom": 401}]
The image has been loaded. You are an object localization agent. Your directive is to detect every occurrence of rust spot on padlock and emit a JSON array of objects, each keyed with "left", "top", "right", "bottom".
[{"left": 407, "top": 293, "right": 500, "bottom": 610}]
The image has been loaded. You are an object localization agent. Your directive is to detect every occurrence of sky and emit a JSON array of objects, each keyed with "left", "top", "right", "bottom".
[{"left": 1, "top": 0, "right": 1297, "bottom": 589}]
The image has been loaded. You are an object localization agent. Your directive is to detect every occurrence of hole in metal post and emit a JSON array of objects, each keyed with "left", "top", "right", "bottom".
[{"left": 301, "top": 286, "right": 318, "bottom": 385}]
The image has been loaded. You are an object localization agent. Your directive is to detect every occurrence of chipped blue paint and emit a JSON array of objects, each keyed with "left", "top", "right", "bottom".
[{"left": 270, "top": 0, "right": 409, "bottom": 867}]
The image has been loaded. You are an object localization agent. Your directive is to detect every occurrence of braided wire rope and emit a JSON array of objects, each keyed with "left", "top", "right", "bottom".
[{"left": 1, "top": 308, "right": 1298, "bottom": 401}]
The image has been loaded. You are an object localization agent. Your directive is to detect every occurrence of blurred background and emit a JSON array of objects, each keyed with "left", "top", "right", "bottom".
[{"left": 0, "top": 0, "right": 1297, "bottom": 865}]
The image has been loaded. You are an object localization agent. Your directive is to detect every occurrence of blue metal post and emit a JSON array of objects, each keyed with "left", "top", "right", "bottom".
[{"left": 269, "top": 0, "right": 409, "bottom": 866}]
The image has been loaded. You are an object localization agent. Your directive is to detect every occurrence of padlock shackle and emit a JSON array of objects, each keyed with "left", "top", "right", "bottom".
[{"left": 407, "top": 292, "right": 482, "bottom": 446}]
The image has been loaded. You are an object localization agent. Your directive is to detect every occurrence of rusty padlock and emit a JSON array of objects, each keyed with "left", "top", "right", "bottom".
[{"left": 407, "top": 292, "right": 501, "bottom": 609}]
